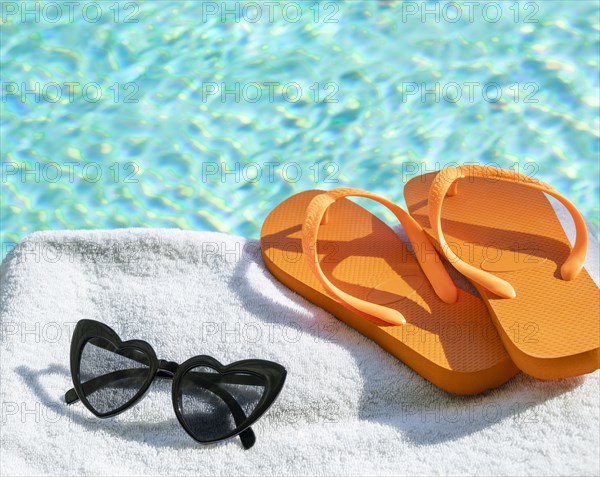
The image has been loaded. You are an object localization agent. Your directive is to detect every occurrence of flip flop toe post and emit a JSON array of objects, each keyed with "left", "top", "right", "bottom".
[
  {"left": 404, "top": 166, "right": 600, "bottom": 380},
  {"left": 261, "top": 188, "right": 518, "bottom": 394}
]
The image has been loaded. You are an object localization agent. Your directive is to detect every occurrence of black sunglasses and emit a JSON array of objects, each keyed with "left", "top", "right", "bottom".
[{"left": 64, "top": 320, "right": 287, "bottom": 449}]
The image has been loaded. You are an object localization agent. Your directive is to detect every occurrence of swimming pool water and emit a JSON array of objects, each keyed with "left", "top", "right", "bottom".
[{"left": 2, "top": 1, "right": 599, "bottom": 259}]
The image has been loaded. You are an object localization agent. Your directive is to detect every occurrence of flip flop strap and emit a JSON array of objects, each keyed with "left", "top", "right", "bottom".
[
  {"left": 302, "top": 187, "right": 458, "bottom": 326},
  {"left": 428, "top": 165, "right": 588, "bottom": 299}
]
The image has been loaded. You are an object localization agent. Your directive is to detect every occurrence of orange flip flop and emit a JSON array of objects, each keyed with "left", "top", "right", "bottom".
[
  {"left": 404, "top": 165, "right": 600, "bottom": 380},
  {"left": 261, "top": 188, "right": 518, "bottom": 394}
]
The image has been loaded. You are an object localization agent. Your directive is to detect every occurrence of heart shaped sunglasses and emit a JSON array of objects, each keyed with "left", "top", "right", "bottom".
[{"left": 64, "top": 319, "right": 287, "bottom": 449}]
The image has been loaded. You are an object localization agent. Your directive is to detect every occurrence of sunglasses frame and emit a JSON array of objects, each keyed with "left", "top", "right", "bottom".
[{"left": 65, "top": 319, "right": 286, "bottom": 449}]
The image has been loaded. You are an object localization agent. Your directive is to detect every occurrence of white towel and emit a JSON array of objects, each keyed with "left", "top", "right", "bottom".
[{"left": 1, "top": 211, "right": 598, "bottom": 476}]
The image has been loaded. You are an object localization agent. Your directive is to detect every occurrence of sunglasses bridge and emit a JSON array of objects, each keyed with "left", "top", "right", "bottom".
[
  {"left": 156, "top": 359, "right": 179, "bottom": 378},
  {"left": 64, "top": 320, "right": 287, "bottom": 450}
]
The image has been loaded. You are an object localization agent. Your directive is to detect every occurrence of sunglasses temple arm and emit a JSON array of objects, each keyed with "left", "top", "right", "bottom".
[
  {"left": 189, "top": 373, "right": 256, "bottom": 449},
  {"left": 90, "top": 341, "right": 261, "bottom": 387},
  {"left": 63, "top": 369, "right": 257, "bottom": 449},
  {"left": 64, "top": 339, "right": 154, "bottom": 404},
  {"left": 76, "top": 340, "right": 263, "bottom": 388},
  {"left": 88, "top": 338, "right": 152, "bottom": 367},
  {"left": 65, "top": 368, "right": 264, "bottom": 404},
  {"left": 238, "top": 428, "right": 256, "bottom": 450},
  {"left": 64, "top": 388, "right": 79, "bottom": 404},
  {"left": 64, "top": 368, "right": 146, "bottom": 404}
]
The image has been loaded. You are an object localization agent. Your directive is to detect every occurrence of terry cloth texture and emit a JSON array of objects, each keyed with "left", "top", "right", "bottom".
[{"left": 1, "top": 207, "right": 598, "bottom": 476}]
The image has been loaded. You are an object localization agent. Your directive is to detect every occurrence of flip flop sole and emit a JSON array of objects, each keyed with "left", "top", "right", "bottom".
[
  {"left": 261, "top": 190, "right": 518, "bottom": 394},
  {"left": 405, "top": 173, "right": 600, "bottom": 379}
]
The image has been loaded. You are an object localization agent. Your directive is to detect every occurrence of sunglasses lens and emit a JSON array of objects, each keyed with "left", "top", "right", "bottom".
[
  {"left": 178, "top": 366, "right": 266, "bottom": 442},
  {"left": 79, "top": 337, "right": 151, "bottom": 414}
]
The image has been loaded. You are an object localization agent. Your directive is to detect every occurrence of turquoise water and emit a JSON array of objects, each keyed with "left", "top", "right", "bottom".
[{"left": 1, "top": 1, "right": 599, "bottom": 258}]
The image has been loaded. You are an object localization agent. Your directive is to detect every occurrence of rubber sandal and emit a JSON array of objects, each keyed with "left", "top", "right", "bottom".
[
  {"left": 404, "top": 166, "right": 600, "bottom": 380},
  {"left": 260, "top": 188, "right": 518, "bottom": 394}
]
